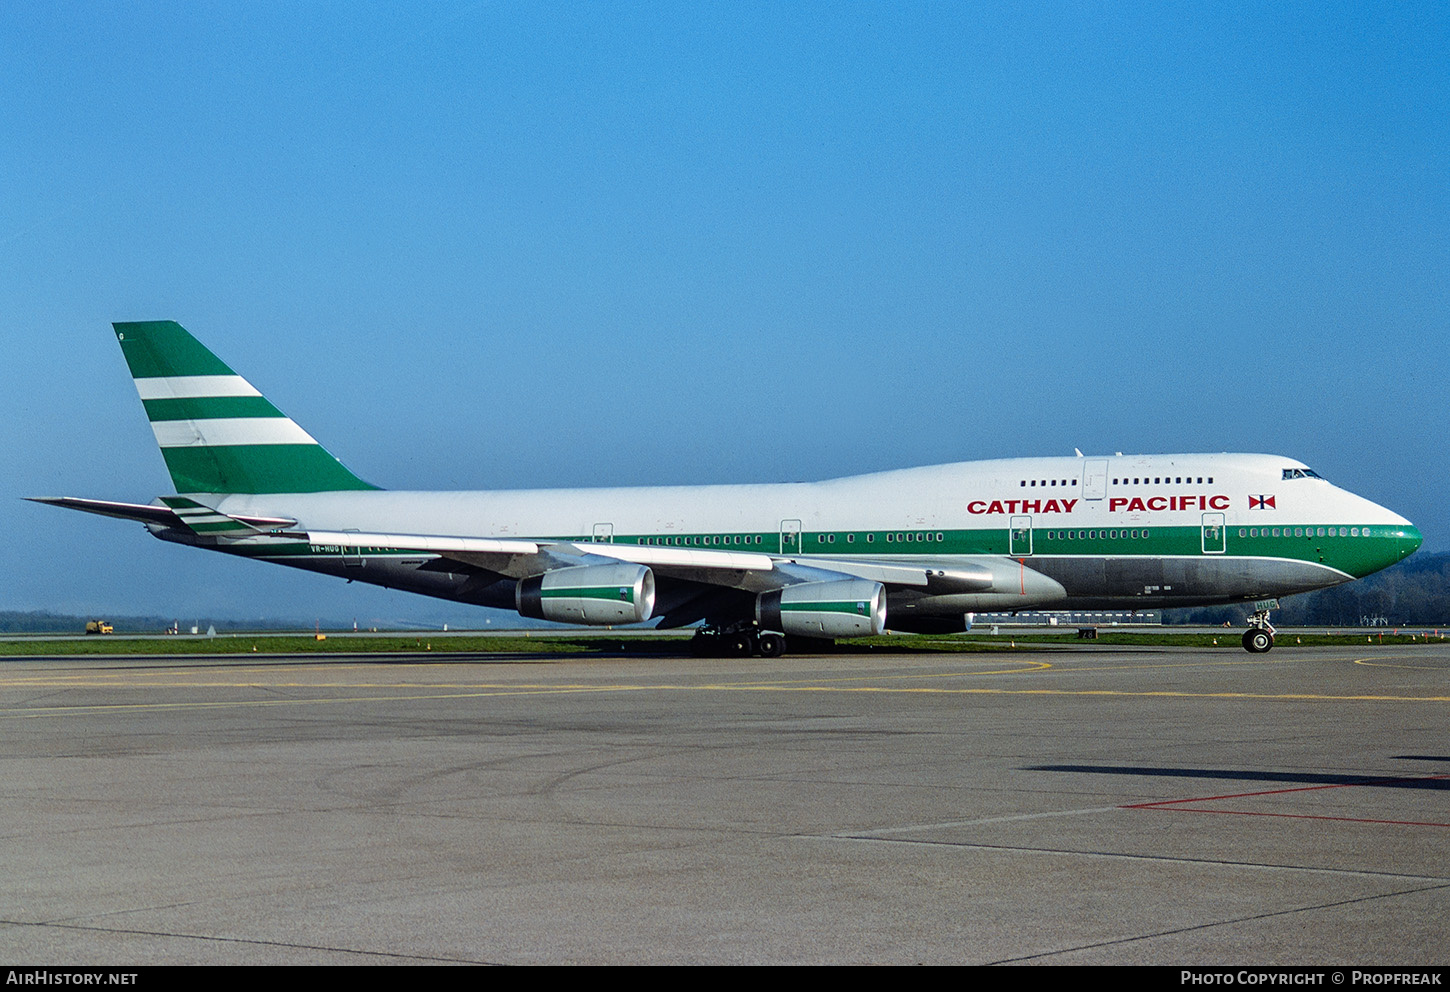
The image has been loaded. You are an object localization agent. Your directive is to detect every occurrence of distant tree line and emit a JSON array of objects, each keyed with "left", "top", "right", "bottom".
[
  {"left": 0, "top": 611, "right": 291, "bottom": 635},
  {"left": 1167, "top": 552, "right": 1450, "bottom": 627}
]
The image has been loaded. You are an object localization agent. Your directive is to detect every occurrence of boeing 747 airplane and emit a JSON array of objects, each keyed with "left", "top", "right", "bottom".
[{"left": 33, "top": 321, "right": 1421, "bottom": 655}]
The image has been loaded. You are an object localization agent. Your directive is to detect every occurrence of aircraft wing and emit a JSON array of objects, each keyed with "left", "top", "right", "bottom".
[
  {"left": 295, "top": 528, "right": 777, "bottom": 585},
  {"left": 292, "top": 528, "right": 997, "bottom": 595}
]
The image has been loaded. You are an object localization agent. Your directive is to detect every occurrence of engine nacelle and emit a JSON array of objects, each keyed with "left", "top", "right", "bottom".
[
  {"left": 516, "top": 563, "right": 656, "bottom": 625},
  {"left": 756, "top": 579, "right": 886, "bottom": 638}
]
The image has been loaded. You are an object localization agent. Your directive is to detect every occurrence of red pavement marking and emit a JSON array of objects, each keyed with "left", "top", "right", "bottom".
[{"left": 1122, "top": 773, "right": 1450, "bottom": 828}]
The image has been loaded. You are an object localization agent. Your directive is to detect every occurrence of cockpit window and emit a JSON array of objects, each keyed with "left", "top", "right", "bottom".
[{"left": 1282, "top": 468, "right": 1324, "bottom": 480}]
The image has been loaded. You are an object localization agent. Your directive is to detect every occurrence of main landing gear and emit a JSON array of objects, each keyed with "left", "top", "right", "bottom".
[
  {"left": 1242, "top": 609, "right": 1276, "bottom": 653},
  {"left": 690, "top": 624, "right": 786, "bottom": 658}
]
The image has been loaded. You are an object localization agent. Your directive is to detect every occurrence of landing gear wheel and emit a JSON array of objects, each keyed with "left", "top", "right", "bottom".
[
  {"left": 757, "top": 633, "right": 784, "bottom": 658},
  {"left": 727, "top": 633, "right": 753, "bottom": 657},
  {"left": 1243, "top": 628, "right": 1274, "bottom": 653}
]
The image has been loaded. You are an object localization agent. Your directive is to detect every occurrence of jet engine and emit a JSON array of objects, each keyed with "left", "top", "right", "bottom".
[
  {"left": 756, "top": 579, "right": 886, "bottom": 637},
  {"left": 516, "top": 563, "right": 656, "bottom": 625}
]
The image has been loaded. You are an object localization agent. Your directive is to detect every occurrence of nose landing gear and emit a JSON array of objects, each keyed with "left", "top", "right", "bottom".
[{"left": 1242, "top": 608, "right": 1276, "bottom": 653}]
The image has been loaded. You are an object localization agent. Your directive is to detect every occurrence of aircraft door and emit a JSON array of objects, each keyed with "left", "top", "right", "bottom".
[
  {"left": 780, "top": 519, "right": 802, "bottom": 555},
  {"left": 592, "top": 523, "right": 614, "bottom": 543},
  {"left": 1083, "top": 459, "right": 1109, "bottom": 500},
  {"left": 1009, "top": 516, "right": 1033, "bottom": 556},
  {"left": 342, "top": 527, "right": 363, "bottom": 568},
  {"left": 1202, "top": 513, "right": 1226, "bottom": 554}
]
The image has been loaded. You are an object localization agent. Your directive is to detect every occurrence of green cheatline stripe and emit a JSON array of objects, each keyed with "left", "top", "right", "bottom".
[
  {"left": 627, "top": 525, "right": 1414, "bottom": 579},
  {"left": 143, "top": 396, "right": 284, "bottom": 422},
  {"left": 781, "top": 601, "right": 869, "bottom": 616},
  {"left": 161, "top": 444, "right": 379, "bottom": 494},
  {"left": 213, "top": 524, "right": 1416, "bottom": 584},
  {"left": 115, "top": 321, "right": 236, "bottom": 379},
  {"left": 541, "top": 586, "right": 634, "bottom": 602}
]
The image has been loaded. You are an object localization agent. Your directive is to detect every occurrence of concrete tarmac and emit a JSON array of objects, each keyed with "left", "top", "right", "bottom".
[{"left": 1, "top": 643, "right": 1447, "bottom": 965}]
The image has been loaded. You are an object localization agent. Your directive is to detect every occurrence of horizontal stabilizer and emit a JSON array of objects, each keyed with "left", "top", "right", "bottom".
[
  {"left": 28, "top": 496, "right": 180, "bottom": 526},
  {"left": 30, "top": 496, "right": 296, "bottom": 532}
]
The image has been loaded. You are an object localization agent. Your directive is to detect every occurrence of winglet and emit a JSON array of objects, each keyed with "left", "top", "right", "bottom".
[{"left": 114, "top": 321, "right": 378, "bottom": 494}]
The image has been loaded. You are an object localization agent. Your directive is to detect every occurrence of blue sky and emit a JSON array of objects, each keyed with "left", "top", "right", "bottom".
[{"left": 3, "top": 3, "right": 1446, "bottom": 625}]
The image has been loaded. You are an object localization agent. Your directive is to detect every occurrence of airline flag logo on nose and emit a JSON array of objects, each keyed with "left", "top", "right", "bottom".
[{"left": 1249, "top": 495, "right": 1276, "bottom": 509}]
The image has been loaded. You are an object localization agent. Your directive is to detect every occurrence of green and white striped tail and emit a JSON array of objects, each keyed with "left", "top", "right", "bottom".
[{"left": 114, "top": 320, "right": 377, "bottom": 494}]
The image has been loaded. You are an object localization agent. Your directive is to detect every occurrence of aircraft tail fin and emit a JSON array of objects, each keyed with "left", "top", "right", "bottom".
[{"left": 113, "top": 321, "right": 378, "bottom": 494}]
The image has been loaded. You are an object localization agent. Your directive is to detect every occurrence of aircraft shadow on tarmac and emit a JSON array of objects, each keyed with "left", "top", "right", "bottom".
[{"left": 1026, "top": 764, "right": 1450, "bottom": 790}]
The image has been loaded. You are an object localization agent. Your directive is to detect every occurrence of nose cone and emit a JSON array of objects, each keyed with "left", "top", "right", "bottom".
[
  {"left": 1349, "top": 522, "right": 1422, "bottom": 579},
  {"left": 1334, "top": 486, "right": 1422, "bottom": 578},
  {"left": 1399, "top": 523, "right": 1424, "bottom": 561}
]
